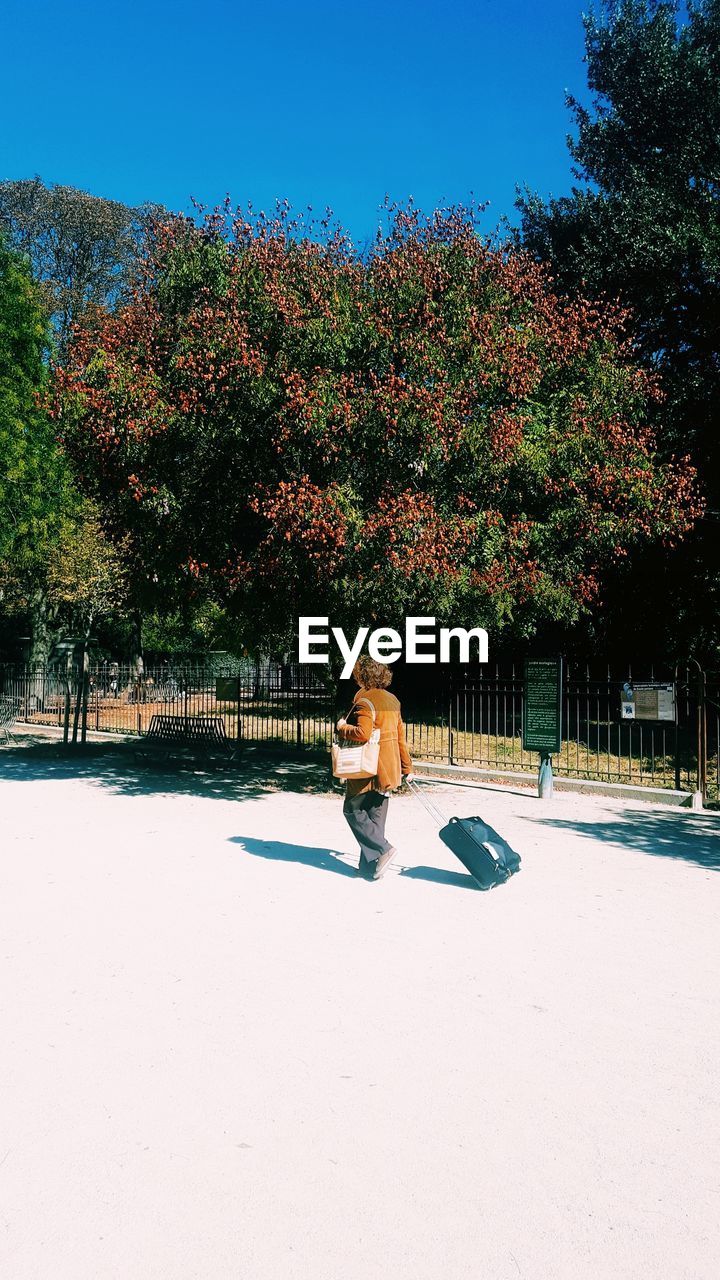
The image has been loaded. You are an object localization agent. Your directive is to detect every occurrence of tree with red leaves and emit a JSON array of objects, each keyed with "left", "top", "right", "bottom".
[{"left": 52, "top": 201, "right": 702, "bottom": 655}]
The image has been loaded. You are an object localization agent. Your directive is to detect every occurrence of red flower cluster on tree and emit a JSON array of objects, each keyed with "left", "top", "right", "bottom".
[{"left": 249, "top": 477, "right": 348, "bottom": 576}]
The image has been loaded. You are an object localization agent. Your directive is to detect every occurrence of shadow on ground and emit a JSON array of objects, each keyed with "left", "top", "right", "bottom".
[
  {"left": 0, "top": 739, "right": 335, "bottom": 802},
  {"left": 399, "top": 865, "right": 479, "bottom": 891},
  {"left": 229, "top": 841, "right": 481, "bottom": 890},
  {"left": 229, "top": 835, "right": 358, "bottom": 877},
  {"left": 524, "top": 810, "right": 720, "bottom": 871}
]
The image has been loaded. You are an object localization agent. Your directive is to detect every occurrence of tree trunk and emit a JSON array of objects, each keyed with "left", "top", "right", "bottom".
[
  {"left": 80, "top": 646, "right": 90, "bottom": 744},
  {"left": 29, "top": 588, "right": 54, "bottom": 667},
  {"left": 62, "top": 650, "right": 73, "bottom": 746},
  {"left": 28, "top": 589, "right": 55, "bottom": 711},
  {"left": 71, "top": 667, "right": 83, "bottom": 745},
  {"left": 131, "top": 608, "right": 144, "bottom": 681},
  {"left": 78, "top": 619, "right": 93, "bottom": 746}
]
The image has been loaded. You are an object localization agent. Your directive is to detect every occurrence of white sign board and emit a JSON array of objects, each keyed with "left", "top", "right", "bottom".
[{"left": 620, "top": 682, "right": 675, "bottom": 723}]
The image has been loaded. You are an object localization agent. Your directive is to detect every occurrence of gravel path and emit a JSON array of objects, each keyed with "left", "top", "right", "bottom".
[{"left": 1, "top": 752, "right": 719, "bottom": 1279}]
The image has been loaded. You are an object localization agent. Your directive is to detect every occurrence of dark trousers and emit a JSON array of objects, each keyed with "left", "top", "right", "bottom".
[{"left": 343, "top": 791, "right": 391, "bottom": 865}]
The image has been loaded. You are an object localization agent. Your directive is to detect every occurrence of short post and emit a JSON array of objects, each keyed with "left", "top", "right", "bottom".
[{"left": 538, "top": 752, "right": 553, "bottom": 799}]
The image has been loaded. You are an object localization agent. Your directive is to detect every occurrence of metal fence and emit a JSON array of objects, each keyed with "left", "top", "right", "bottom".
[
  {"left": 0, "top": 660, "right": 335, "bottom": 752},
  {"left": 1, "top": 658, "right": 717, "bottom": 802},
  {"left": 402, "top": 662, "right": 718, "bottom": 802}
]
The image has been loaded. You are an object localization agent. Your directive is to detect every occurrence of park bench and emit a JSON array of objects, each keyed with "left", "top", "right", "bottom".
[
  {"left": 0, "top": 695, "right": 20, "bottom": 746},
  {"left": 135, "top": 714, "right": 240, "bottom": 768}
]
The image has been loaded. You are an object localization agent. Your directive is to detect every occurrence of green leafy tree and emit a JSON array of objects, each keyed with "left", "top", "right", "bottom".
[
  {"left": 42, "top": 499, "right": 130, "bottom": 744},
  {"left": 0, "top": 234, "right": 70, "bottom": 659},
  {"left": 0, "top": 178, "right": 162, "bottom": 353},
  {"left": 518, "top": 0, "right": 720, "bottom": 658},
  {"left": 54, "top": 202, "right": 701, "bottom": 661},
  {"left": 46, "top": 499, "right": 129, "bottom": 642}
]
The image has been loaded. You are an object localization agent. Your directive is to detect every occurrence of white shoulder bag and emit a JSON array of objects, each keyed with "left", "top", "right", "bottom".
[{"left": 331, "top": 697, "right": 381, "bottom": 779}]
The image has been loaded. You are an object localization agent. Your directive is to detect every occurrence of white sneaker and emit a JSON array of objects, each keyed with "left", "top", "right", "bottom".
[{"left": 372, "top": 846, "right": 398, "bottom": 880}]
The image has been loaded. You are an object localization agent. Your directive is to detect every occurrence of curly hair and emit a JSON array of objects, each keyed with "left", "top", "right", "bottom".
[{"left": 352, "top": 656, "right": 394, "bottom": 690}]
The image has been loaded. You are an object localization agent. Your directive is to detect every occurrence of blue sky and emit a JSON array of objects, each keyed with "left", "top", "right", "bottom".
[{"left": 2, "top": 0, "right": 589, "bottom": 242}]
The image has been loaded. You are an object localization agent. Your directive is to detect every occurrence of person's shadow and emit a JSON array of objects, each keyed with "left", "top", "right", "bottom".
[
  {"left": 230, "top": 837, "right": 481, "bottom": 890},
  {"left": 229, "top": 835, "right": 359, "bottom": 877}
]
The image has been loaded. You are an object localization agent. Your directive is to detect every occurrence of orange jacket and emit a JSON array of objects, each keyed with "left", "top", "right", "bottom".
[{"left": 340, "top": 686, "right": 413, "bottom": 795}]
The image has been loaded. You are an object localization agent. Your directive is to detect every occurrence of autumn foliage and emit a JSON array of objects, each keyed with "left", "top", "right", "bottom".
[{"left": 52, "top": 201, "right": 702, "bottom": 647}]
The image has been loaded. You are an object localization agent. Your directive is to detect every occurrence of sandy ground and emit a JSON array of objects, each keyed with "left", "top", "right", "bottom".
[{"left": 1, "top": 748, "right": 719, "bottom": 1280}]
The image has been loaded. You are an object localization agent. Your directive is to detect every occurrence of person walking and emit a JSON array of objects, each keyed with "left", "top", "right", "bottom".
[{"left": 337, "top": 656, "right": 414, "bottom": 880}]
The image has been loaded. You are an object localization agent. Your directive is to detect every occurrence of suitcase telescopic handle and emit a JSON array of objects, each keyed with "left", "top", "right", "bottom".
[{"left": 406, "top": 777, "right": 447, "bottom": 826}]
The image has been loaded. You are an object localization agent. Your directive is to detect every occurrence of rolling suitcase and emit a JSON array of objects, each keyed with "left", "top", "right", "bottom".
[{"left": 407, "top": 779, "right": 521, "bottom": 890}]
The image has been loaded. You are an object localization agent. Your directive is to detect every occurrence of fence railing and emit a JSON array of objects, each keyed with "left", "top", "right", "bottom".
[
  {"left": 402, "top": 663, "right": 717, "bottom": 801},
  {"left": 0, "top": 659, "right": 717, "bottom": 802},
  {"left": 0, "top": 661, "right": 334, "bottom": 750}
]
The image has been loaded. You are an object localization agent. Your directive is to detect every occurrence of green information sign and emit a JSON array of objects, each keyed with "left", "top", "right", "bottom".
[
  {"left": 216, "top": 677, "right": 241, "bottom": 703},
  {"left": 523, "top": 658, "right": 563, "bottom": 754}
]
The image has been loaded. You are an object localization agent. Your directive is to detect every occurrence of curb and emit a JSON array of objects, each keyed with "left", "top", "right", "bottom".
[
  {"left": 412, "top": 760, "right": 692, "bottom": 807},
  {"left": 7, "top": 725, "right": 701, "bottom": 809}
]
